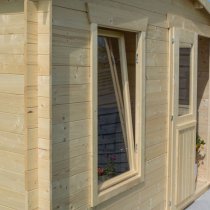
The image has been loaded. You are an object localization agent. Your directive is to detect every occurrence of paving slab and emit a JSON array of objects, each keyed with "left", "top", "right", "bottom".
[{"left": 185, "top": 190, "right": 210, "bottom": 210}]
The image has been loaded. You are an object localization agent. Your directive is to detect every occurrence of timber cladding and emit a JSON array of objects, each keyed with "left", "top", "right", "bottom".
[{"left": 0, "top": 0, "right": 209, "bottom": 210}]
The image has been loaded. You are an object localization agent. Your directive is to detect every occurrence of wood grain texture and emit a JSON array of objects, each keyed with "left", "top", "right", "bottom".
[{"left": 0, "top": 1, "right": 26, "bottom": 209}]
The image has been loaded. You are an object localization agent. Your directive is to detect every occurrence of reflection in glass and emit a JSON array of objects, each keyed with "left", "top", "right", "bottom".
[
  {"left": 97, "top": 36, "right": 129, "bottom": 184},
  {"left": 179, "top": 48, "right": 191, "bottom": 116}
]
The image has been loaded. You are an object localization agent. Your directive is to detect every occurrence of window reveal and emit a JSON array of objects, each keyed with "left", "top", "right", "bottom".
[{"left": 97, "top": 31, "right": 135, "bottom": 186}]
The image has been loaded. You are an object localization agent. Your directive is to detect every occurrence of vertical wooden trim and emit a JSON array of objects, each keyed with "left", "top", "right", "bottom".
[
  {"left": 24, "top": 0, "right": 38, "bottom": 208},
  {"left": 135, "top": 31, "right": 145, "bottom": 179},
  {"left": 192, "top": 33, "right": 198, "bottom": 120},
  {"left": 207, "top": 41, "right": 210, "bottom": 183},
  {"left": 119, "top": 35, "right": 135, "bottom": 170},
  {"left": 90, "top": 23, "right": 98, "bottom": 207},
  {"left": 104, "top": 38, "right": 127, "bottom": 149},
  {"left": 37, "top": 0, "right": 52, "bottom": 208},
  {"left": 24, "top": 1, "right": 29, "bottom": 209},
  {"left": 49, "top": 0, "right": 53, "bottom": 208}
]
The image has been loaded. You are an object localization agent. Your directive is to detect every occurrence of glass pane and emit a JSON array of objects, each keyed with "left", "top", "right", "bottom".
[
  {"left": 98, "top": 36, "right": 129, "bottom": 184},
  {"left": 178, "top": 47, "right": 191, "bottom": 116}
]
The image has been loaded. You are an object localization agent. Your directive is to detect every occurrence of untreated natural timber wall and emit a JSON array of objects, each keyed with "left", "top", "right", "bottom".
[
  {"left": 0, "top": 0, "right": 209, "bottom": 210},
  {"left": 50, "top": 0, "right": 210, "bottom": 209},
  {"left": 0, "top": 1, "right": 26, "bottom": 209}
]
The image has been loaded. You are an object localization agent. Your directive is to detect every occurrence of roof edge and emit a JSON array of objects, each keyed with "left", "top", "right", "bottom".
[{"left": 198, "top": 0, "right": 210, "bottom": 14}]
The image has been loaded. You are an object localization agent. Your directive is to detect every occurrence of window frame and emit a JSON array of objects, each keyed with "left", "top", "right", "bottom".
[{"left": 90, "top": 23, "right": 145, "bottom": 206}]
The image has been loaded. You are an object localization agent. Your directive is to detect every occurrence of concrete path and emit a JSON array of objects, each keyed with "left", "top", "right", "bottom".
[{"left": 185, "top": 190, "right": 210, "bottom": 210}]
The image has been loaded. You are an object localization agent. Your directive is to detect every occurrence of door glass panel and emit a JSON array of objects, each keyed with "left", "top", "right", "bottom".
[
  {"left": 98, "top": 36, "right": 129, "bottom": 184},
  {"left": 178, "top": 47, "right": 191, "bottom": 116}
]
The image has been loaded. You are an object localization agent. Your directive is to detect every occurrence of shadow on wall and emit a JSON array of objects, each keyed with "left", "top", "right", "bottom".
[
  {"left": 197, "top": 36, "right": 209, "bottom": 135},
  {"left": 51, "top": 22, "right": 91, "bottom": 209}
]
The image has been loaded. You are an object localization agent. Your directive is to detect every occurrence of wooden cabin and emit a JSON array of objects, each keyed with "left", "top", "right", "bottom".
[{"left": 0, "top": 0, "right": 210, "bottom": 209}]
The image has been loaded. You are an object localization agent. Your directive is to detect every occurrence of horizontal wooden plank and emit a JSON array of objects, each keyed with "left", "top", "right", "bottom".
[
  {"left": 146, "top": 91, "right": 167, "bottom": 106},
  {"left": 146, "top": 128, "right": 167, "bottom": 147},
  {"left": 38, "top": 34, "right": 50, "bottom": 55},
  {"left": 0, "top": 93, "right": 24, "bottom": 114},
  {"left": 146, "top": 39, "right": 168, "bottom": 53},
  {"left": 145, "top": 166, "right": 166, "bottom": 187},
  {"left": 146, "top": 141, "right": 167, "bottom": 161},
  {"left": 52, "top": 171, "right": 89, "bottom": 199},
  {"left": 27, "top": 149, "right": 38, "bottom": 170},
  {"left": 146, "top": 103, "right": 168, "bottom": 120},
  {"left": 38, "top": 118, "right": 50, "bottom": 140},
  {"left": 0, "top": 168, "right": 24, "bottom": 193},
  {"left": 52, "top": 102, "right": 90, "bottom": 123},
  {"left": 52, "top": 119, "right": 90, "bottom": 143},
  {"left": 0, "top": 205, "right": 14, "bottom": 210},
  {"left": 146, "top": 120, "right": 167, "bottom": 136},
  {"left": 38, "top": 76, "right": 50, "bottom": 97},
  {"left": 137, "top": 189, "right": 166, "bottom": 210},
  {"left": 52, "top": 153, "right": 89, "bottom": 176},
  {"left": 0, "top": 112, "right": 24, "bottom": 134},
  {"left": 52, "top": 46, "right": 90, "bottom": 66},
  {"left": 52, "top": 26, "right": 89, "bottom": 48},
  {"left": 113, "top": 0, "right": 209, "bottom": 25},
  {"left": 38, "top": 158, "right": 50, "bottom": 181},
  {"left": 38, "top": 0, "right": 51, "bottom": 12},
  {"left": 53, "top": 6, "right": 89, "bottom": 30},
  {"left": 0, "top": 74, "right": 24, "bottom": 94},
  {"left": 27, "top": 0, "right": 38, "bottom": 23},
  {"left": 28, "top": 189, "right": 38, "bottom": 210},
  {"left": 26, "top": 107, "right": 38, "bottom": 129},
  {"left": 26, "top": 169, "right": 38, "bottom": 191},
  {"left": 52, "top": 84, "right": 90, "bottom": 105},
  {"left": 147, "top": 25, "right": 169, "bottom": 41},
  {"left": 38, "top": 12, "right": 51, "bottom": 34},
  {"left": 53, "top": 0, "right": 86, "bottom": 11},
  {"left": 0, "top": 14, "right": 24, "bottom": 34},
  {"left": 146, "top": 67, "right": 168, "bottom": 80},
  {"left": 146, "top": 80, "right": 167, "bottom": 94},
  {"left": 38, "top": 138, "right": 50, "bottom": 151},
  {"left": 0, "top": 34, "right": 24, "bottom": 54},
  {"left": 27, "top": 21, "right": 38, "bottom": 36},
  {"left": 0, "top": 150, "right": 24, "bottom": 174},
  {"left": 38, "top": 55, "right": 50, "bottom": 76},
  {"left": 38, "top": 147, "right": 49, "bottom": 161},
  {"left": 146, "top": 53, "right": 168, "bottom": 67},
  {"left": 52, "top": 66, "right": 90, "bottom": 85},
  {"left": 87, "top": 2, "right": 148, "bottom": 31},
  {"left": 0, "top": 63, "right": 24, "bottom": 75},
  {"left": 25, "top": 86, "right": 38, "bottom": 108},
  {"left": 0, "top": 131, "right": 24, "bottom": 154},
  {"left": 38, "top": 178, "right": 50, "bottom": 201},
  {"left": 0, "top": 187, "right": 25, "bottom": 209},
  {"left": 103, "top": 178, "right": 165, "bottom": 209},
  {"left": 52, "top": 187, "right": 89, "bottom": 210},
  {"left": 38, "top": 97, "right": 50, "bottom": 119},
  {"left": 146, "top": 154, "right": 167, "bottom": 175},
  {"left": 0, "top": 0, "right": 23, "bottom": 13}
]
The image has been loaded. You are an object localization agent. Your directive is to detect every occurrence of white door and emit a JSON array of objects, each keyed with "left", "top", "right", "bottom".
[{"left": 169, "top": 28, "right": 198, "bottom": 209}]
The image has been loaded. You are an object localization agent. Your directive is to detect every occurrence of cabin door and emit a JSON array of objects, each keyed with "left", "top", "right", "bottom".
[{"left": 169, "top": 28, "right": 198, "bottom": 209}]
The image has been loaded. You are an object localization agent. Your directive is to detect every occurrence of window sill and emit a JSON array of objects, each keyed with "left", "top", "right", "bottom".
[{"left": 97, "top": 172, "right": 144, "bottom": 205}]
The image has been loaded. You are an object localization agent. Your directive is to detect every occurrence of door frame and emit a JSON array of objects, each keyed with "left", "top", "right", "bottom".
[{"left": 167, "top": 27, "right": 198, "bottom": 210}]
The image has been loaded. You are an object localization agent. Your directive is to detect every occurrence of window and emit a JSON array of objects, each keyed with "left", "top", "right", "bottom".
[
  {"left": 98, "top": 29, "right": 135, "bottom": 187},
  {"left": 179, "top": 46, "right": 192, "bottom": 116},
  {"left": 91, "top": 25, "right": 145, "bottom": 206}
]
